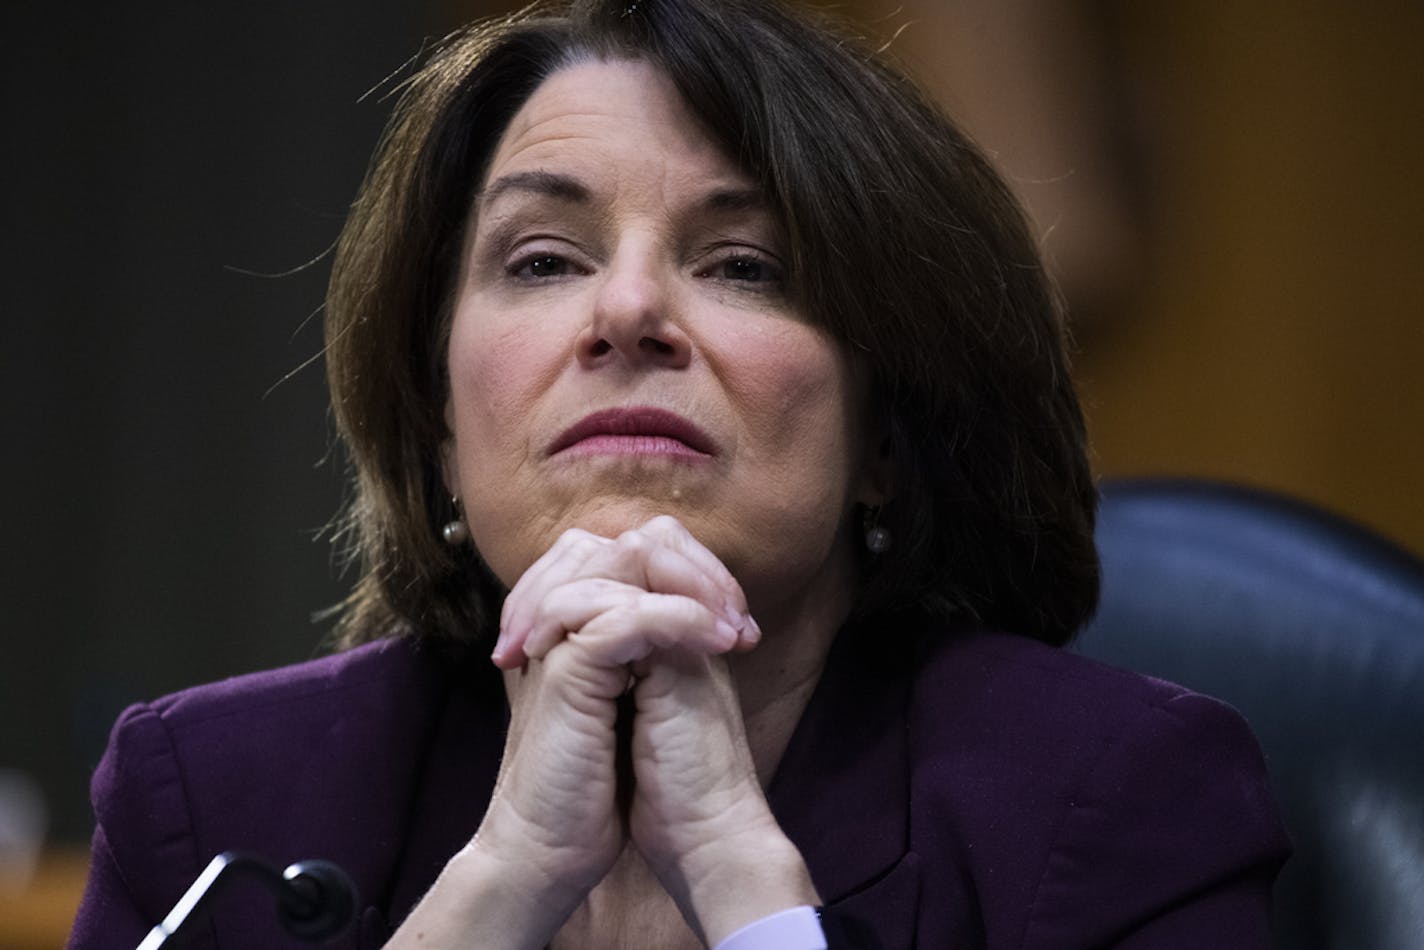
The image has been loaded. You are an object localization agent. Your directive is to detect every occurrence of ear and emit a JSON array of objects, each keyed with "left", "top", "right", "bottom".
[
  {"left": 440, "top": 402, "right": 461, "bottom": 498},
  {"left": 855, "top": 420, "right": 896, "bottom": 508}
]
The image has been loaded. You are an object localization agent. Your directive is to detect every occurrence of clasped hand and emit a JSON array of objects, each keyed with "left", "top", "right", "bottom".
[{"left": 464, "top": 515, "right": 812, "bottom": 946}]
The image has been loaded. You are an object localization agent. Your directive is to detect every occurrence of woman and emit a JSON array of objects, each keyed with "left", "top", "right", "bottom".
[{"left": 71, "top": 1, "right": 1288, "bottom": 947}]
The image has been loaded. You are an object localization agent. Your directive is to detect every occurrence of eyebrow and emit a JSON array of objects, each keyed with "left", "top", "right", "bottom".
[
  {"left": 477, "top": 171, "right": 772, "bottom": 221},
  {"left": 701, "top": 187, "right": 768, "bottom": 214},
  {"left": 478, "top": 170, "right": 591, "bottom": 211}
]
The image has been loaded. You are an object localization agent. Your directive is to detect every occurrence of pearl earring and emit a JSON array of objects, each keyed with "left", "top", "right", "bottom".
[
  {"left": 441, "top": 496, "right": 469, "bottom": 546},
  {"left": 864, "top": 505, "right": 891, "bottom": 554}
]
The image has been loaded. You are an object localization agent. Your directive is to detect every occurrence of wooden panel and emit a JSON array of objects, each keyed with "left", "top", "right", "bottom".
[
  {"left": 1071, "top": 1, "right": 1424, "bottom": 555},
  {"left": 0, "top": 851, "right": 89, "bottom": 950},
  {"left": 844, "top": 0, "right": 1424, "bottom": 555},
  {"left": 423, "top": 0, "right": 1424, "bottom": 554}
]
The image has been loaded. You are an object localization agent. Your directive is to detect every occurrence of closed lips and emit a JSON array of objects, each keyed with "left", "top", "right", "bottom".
[{"left": 548, "top": 407, "right": 717, "bottom": 456}]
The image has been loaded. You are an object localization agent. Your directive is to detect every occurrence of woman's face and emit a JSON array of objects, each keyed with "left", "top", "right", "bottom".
[{"left": 444, "top": 58, "right": 881, "bottom": 618}]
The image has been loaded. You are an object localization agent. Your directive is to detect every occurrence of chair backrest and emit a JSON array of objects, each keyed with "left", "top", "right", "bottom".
[{"left": 1074, "top": 479, "right": 1424, "bottom": 949}]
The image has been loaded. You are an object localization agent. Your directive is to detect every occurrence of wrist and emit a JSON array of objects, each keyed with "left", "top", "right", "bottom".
[
  {"left": 471, "top": 793, "right": 615, "bottom": 906},
  {"left": 386, "top": 843, "right": 574, "bottom": 950},
  {"left": 675, "top": 829, "right": 821, "bottom": 946}
]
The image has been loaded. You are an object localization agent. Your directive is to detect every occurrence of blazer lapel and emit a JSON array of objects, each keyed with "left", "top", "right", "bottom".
[
  {"left": 768, "top": 620, "right": 917, "bottom": 908},
  {"left": 362, "top": 623, "right": 919, "bottom": 942}
]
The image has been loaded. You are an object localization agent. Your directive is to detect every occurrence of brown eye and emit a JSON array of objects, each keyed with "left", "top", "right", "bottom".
[
  {"left": 708, "top": 253, "right": 785, "bottom": 285},
  {"left": 722, "top": 257, "right": 766, "bottom": 281},
  {"left": 515, "top": 254, "right": 570, "bottom": 278}
]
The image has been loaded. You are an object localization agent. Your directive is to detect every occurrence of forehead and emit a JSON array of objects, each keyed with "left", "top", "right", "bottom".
[{"left": 481, "top": 58, "right": 748, "bottom": 196}]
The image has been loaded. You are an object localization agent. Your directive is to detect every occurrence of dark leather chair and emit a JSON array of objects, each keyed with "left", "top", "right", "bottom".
[{"left": 1073, "top": 479, "right": 1424, "bottom": 949}]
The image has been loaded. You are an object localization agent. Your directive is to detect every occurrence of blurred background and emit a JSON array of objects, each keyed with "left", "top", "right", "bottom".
[{"left": 3, "top": 0, "right": 1420, "bottom": 941}]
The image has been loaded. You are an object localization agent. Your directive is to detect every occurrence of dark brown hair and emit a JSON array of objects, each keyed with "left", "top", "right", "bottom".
[{"left": 325, "top": 0, "right": 1098, "bottom": 650}]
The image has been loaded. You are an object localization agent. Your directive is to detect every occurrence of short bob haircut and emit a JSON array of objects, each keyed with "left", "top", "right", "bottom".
[{"left": 325, "top": 0, "right": 1098, "bottom": 650}]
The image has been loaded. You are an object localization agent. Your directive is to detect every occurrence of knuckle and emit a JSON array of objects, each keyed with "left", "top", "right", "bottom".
[
  {"left": 558, "top": 530, "right": 601, "bottom": 559},
  {"left": 615, "top": 527, "right": 654, "bottom": 554},
  {"left": 644, "top": 514, "right": 685, "bottom": 535},
  {"left": 555, "top": 527, "right": 591, "bottom": 546},
  {"left": 533, "top": 588, "right": 572, "bottom": 628},
  {"left": 611, "top": 532, "right": 655, "bottom": 575}
]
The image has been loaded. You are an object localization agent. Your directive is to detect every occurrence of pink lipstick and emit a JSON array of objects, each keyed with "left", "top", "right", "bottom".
[{"left": 548, "top": 407, "right": 716, "bottom": 460}]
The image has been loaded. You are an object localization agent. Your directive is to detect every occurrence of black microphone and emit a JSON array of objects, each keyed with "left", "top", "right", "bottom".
[{"left": 136, "top": 851, "right": 357, "bottom": 949}]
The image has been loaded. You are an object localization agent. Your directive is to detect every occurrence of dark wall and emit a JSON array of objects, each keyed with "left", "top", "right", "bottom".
[{"left": 3, "top": 3, "right": 436, "bottom": 844}]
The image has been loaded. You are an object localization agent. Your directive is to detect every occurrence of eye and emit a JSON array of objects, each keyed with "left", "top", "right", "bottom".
[
  {"left": 719, "top": 257, "right": 771, "bottom": 282},
  {"left": 700, "top": 250, "right": 786, "bottom": 286},
  {"left": 509, "top": 253, "right": 576, "bottom": 279}
]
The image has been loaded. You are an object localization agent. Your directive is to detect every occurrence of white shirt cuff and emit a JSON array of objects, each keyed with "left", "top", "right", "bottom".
[{"left": 712, "top": 905, "right": 827, "bottom": 950}]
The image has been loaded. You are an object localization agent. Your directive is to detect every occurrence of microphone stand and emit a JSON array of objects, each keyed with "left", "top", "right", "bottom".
[{"left": 135, "top": 851, "right": 356, "bottom": 949}]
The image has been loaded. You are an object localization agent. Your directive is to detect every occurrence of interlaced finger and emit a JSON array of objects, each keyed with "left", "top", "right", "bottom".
[{"left": 496, "top": 519, "right": 757, "bottom": 667}]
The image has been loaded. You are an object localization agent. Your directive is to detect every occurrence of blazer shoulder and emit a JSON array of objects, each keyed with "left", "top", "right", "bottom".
[
  {"left": 143, "top": 636, "right": 440, "bottom": 728},
  {"left": 89, "top": 637, "right": 441, "bottom": 844},
  {"left": 83, "top": 637, "right": 480, "bottom": 944},
  {"left": 98, "top": 636, "right": 460, "bottom": 845},
  {"left": 907, "top": 628, "right": 1271, "bottom": 813},
  {"left": 906, "top": 629, "right": 1288, "bottom": 948},
  {"left": 914, "top": 628, "right": 1202, "bottom": 723}
]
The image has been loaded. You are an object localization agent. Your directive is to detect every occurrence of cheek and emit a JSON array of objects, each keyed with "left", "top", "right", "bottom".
[
  {"left": 446, "top": 306, "right": 557, "bottom": 461},
  {"left": 743, "top": 326, "right": 853, "bottom": 428},
  {"left": 728, "top": 329, "right": 862, "bottom": 490},
  {"left": 445, "top": 309, "right": 558, "bottom": 585}
]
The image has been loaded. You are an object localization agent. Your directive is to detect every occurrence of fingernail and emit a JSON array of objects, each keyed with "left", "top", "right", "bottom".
[
  {"left": 744, "top": 615, "right": 762, "bottom": 645},
  {"left": 715, "top": 619, "right": 739, "bottom": 648}
]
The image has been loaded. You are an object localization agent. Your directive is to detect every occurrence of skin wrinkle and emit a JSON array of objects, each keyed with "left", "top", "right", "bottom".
[
  {"left": 446, "top": 61, "right": 876, "bottom": 624},
  {"left": 473, "top": 196, "right": 785, "bottom": 304},
  {"left": 324, "top": 6, "right": 1099, "bottom": 655},
  {"left": 479, "top": 169, "right": 594, "bottom": 211},
  {"left": 433, "top": 72, "right": 874, "bottom": 946},
  {"left": 304, "top": 5, "right": 1097, "bottom": 937}
]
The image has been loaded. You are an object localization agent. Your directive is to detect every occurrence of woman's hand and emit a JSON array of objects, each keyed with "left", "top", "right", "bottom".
[
  {"left": 389, "top": 516, "right": 811, "bottom": 948},
  {"left": 626, "top": 648, "right": 821, "bottom": 945},
  {"left": 475, "top": 516, "right": 758, "bottom": 900},
  {"left": 493, "top": 514, "right": 759, "bottom": 669},
  {"left": 499, "top": 516, "right": 817, "bottom": 944}
]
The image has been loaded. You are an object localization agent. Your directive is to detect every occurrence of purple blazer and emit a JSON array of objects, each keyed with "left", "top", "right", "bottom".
[{"left": 70, "top": 623, "right": 1289, "bottom": 948}]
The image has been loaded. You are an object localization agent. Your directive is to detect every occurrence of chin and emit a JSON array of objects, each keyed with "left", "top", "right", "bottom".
[{"left": 560, "top": 496, "right": 698, "bottom": 538}]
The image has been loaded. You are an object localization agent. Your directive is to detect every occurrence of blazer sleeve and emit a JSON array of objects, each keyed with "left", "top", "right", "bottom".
[
  {"left": 68, "top": 702, "right": 211, "bottom": 950},
  {"left": 1020, "top": 690, "right": 1290, "bottom": 949}
]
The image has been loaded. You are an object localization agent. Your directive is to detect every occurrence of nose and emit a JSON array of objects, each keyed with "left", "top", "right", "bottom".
[{"left": 578, "top": 241, "right": 691, "bottom": 369}]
